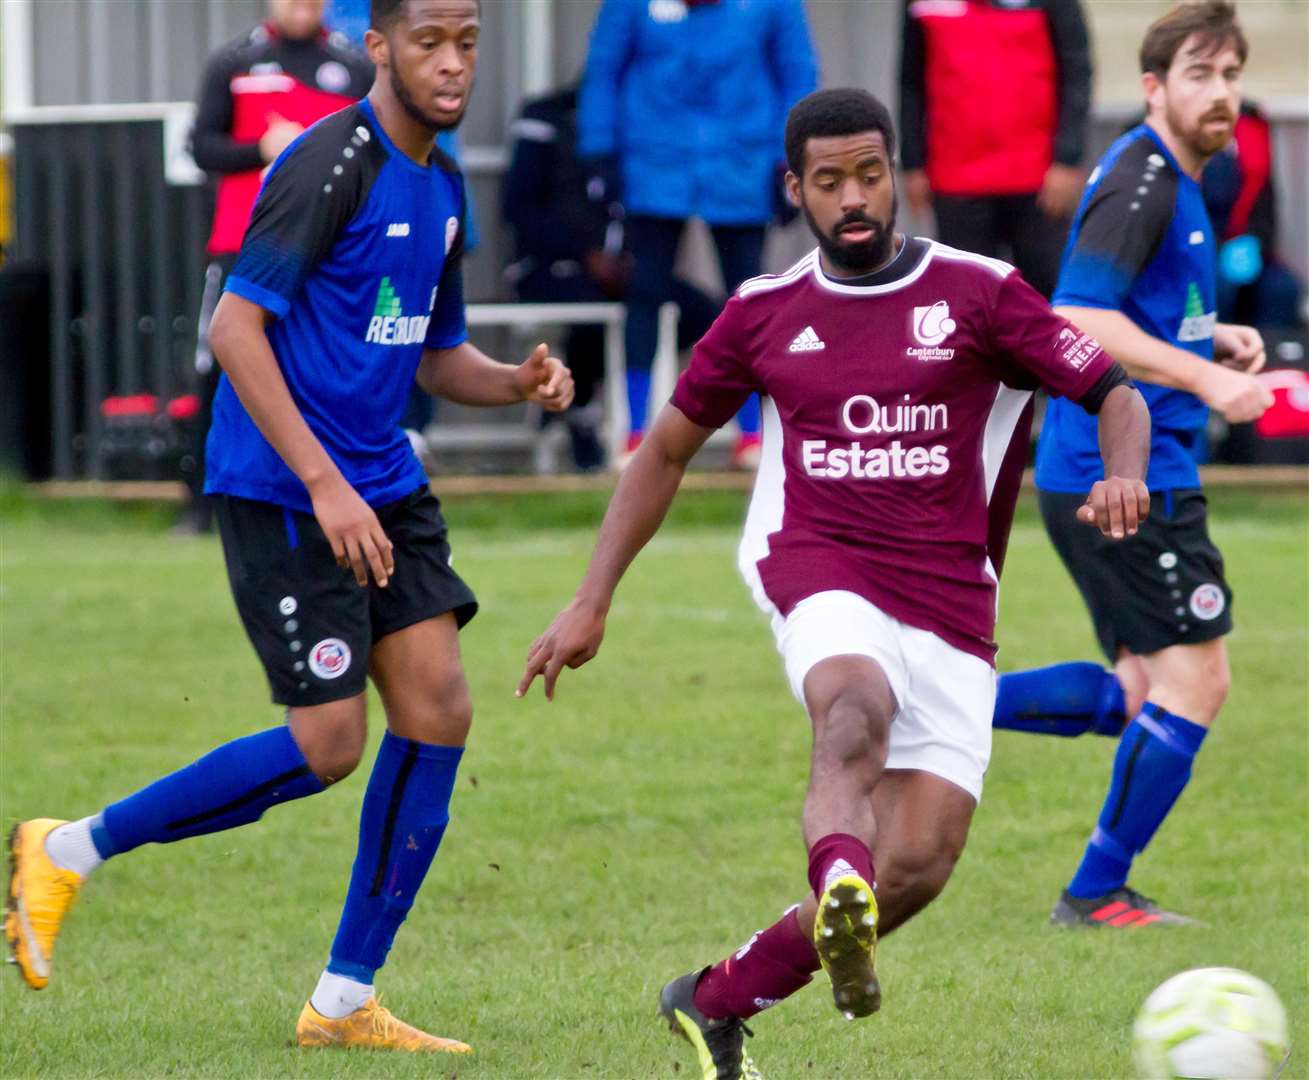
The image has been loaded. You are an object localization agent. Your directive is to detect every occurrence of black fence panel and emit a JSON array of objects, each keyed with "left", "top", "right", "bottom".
[{"left": 12, "top": 118, "right": 212, "bottom": 479}]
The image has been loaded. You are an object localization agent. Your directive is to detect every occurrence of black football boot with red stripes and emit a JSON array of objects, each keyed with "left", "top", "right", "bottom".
[{"left": 1051, "top": 886, "right": 1198, "bottom": 928}]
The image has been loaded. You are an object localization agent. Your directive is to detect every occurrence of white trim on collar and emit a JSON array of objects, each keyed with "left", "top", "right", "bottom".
[{"left": 810, "top": 237, "right": 937, "bottom": 296}]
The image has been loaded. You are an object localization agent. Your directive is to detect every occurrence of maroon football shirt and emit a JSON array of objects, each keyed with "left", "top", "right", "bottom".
[{"left": 672, "top": 237, "right": 1113, "bottom": 664}]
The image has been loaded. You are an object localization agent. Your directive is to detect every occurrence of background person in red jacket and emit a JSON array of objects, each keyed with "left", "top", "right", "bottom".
[
  {"left": 898, "top": 0, "right": 1092, "bottom": 298},
  {"left": 177, "top": 0, "right": 372, "bottom": 534}
]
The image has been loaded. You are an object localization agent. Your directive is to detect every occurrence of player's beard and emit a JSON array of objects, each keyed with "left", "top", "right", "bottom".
[
  {"left": 390, "top": 64, "right": 465, "bottom": 133},
  {"left": 804, "top": 194, "right": 898, "bottom": 275},
  {"left": 1168, "top": 98, "right": 1234, "bottom": 159}
]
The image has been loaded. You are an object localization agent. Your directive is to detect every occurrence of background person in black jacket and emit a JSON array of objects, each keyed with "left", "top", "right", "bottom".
[
  {"left": 178, "top": 0, "right": 372, "bottom": 533},
  {"left": 899, "top": 0, "right": 1092, "bottom": 298},
  {"left": 502, "top": 84, "right": 721, "bottom": 472}
]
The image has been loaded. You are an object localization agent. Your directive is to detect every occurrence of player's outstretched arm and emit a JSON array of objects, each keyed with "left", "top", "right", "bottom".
[
  {"left": 517, "top": 404, "right": 714, "bottom": 701},
  {"left": 209, "top": 292, "right": 394, "bottom": 587},
  {"left": 1077, "top": 382, "right": 1151, "bottom": 540},
  {"left": 1055, "top": 305, "right": 1273, "bottom": 423},
  {"left": 418, "top": 341, "right": 574, "bottom": 411}
]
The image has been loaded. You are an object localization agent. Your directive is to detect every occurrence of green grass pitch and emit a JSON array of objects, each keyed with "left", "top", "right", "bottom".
[{"left": 1, "top": 486, "right": 1305, "bottom": 1078}]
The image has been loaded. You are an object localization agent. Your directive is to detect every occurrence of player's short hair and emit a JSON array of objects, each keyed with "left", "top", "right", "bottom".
[
  {"left": 784, "top": 88, "right": 896, "bottom": 176},
  {"left": 1139, "top": 0, "right": 1247, "bottom": 77},
  {"left": 370, "top": 0, "right": 479, "bottom": 32},
  {"left": 370, "top": 0, "right": 406, "bottom": 31}
]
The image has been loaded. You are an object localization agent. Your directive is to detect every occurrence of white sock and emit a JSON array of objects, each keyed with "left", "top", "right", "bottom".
[
  {"left": 44, "top": 816, "right": 104, "bottom": 877},
  {"left": 310, "top": 969, "right": 374, "bottom": 1019}
]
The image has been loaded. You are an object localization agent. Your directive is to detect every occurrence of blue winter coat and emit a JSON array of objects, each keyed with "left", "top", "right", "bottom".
[{"left": 578, "top": 0, "right": 818, "bottom": 225}]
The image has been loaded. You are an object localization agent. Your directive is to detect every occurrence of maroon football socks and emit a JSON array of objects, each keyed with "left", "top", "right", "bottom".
[
  {"left": 692, "top": 906, "right": 821, "bottom": 1020},
  {"left": 807, "top": 832, "right": 876, "bottom": 899}
]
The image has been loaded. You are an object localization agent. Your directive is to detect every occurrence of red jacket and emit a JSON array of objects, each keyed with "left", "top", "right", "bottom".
[
  {"left": 899, "top": 0, "right": 1092, "bottom": 196},
  {"left": 190, "top": 22, "right": 372, "bottom": 255}
]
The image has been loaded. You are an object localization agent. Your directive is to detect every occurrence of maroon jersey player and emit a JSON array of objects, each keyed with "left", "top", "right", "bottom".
[{"left": 519, "top": 88, "right": 1151, "bottom": 1078}]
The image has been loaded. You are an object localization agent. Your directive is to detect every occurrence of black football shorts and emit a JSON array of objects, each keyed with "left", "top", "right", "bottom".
[
  {"left": 216, "top": 486, "right": 478, "bottom": 707},
  {"left": 1038, "top": 487, "right": 1232, "bottom": 662}
]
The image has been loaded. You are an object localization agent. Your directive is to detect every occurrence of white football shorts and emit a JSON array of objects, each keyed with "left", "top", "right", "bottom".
[{"left": 771, "top": 590, "right": 995, "bottom": 802}]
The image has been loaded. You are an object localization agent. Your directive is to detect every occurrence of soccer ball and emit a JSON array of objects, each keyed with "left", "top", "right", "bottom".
[{"left": 1133, "top": 967, "right": 1289, "bottom": 1079}]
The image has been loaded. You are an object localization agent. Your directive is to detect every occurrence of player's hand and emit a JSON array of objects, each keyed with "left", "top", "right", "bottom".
[
  {"left": 1214, "top": 323, "right": 1266, "bottom": 374},
  {"left": 259, "top": 115, "right": 304, "bottom": 164},
  {"left": 516, "top": 599, "right": 607, "bottom": 701},
  {"left": 1077, "top": 476, "right": 1150, "bottom": 540},
  {"left": 516, "top": 343, "right": 574, "bottom": 412},
  {"left": 1038, "top": 164, "right": 1084, "bottom": 220},
  {"left": 309, "top": 475, "right": 395, "bottom": 588},
  {"left": 1197, "top": 362, "right": 1275, "bottom": 423},
  {"left": 904, "top": 169, "right": 932, "bottom": 217}
]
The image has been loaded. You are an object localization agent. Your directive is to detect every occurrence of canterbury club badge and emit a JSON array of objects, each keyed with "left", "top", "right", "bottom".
[
  {"left": 906, "top": 300, "right": 956, "bottom": 361},
  {"left": 309, "top": 638, "right": 352, "bottom": 679},
  {"left": 1188, "top": 583, "right": 1226, "bottom": 621}
]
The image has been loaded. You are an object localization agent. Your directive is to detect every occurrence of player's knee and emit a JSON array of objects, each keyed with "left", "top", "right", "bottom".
[
  {"left": 1194, "top": 654, "right": 1231, "bottom": 719},
  {"left": 880, "top": 832, "right": 963, "bottom": 903},
  {"left": 1149, "top": 646, "right": 1231, "bottom": 724},
  {"left": 813, "top": 685, "right": 888, "bottom": 775},
  {"left": 290, "top": 698, "right": 367, "bottom": 784},
  {"left": 435, "top": 684, "right": 473, "bottom": 745},
  {"left": 390, "top": 673, "right": 473, "bottom": 747}
]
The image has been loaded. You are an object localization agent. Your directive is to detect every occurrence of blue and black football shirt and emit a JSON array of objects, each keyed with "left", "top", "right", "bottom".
[
  {"left": 206, "top": 97, "right": 467, "bottom": 512},
  {"left": 1036, "top": 123, "right": 1218, "bottom": 493}
]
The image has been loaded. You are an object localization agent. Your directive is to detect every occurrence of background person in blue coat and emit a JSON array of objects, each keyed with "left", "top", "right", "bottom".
[{"left": 578, "top": 0, "right": 818, "bottom": 467}]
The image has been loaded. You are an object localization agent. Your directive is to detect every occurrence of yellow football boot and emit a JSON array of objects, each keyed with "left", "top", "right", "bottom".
[
  {"left": 5, "top": 819, "right": 84, "bottom": 990},
  {"left": 814, "top": 873, "right": 880, "bottom": 1020},
  {"left": 295, "top": 996, "right": 473, "bottom": 1053}
]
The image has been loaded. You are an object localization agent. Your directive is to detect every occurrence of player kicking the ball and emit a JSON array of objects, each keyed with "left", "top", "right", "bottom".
[
  {"left": 519, "top": 88, "right": 1151, "bottom": 1079},
  {"left": 7, "top": 0, "right": 572, "bottom": 1053}
]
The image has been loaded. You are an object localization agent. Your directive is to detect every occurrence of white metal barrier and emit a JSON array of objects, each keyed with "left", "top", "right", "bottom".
[{"left": 464, "top": 300, "right": 683, "bottom": 467}]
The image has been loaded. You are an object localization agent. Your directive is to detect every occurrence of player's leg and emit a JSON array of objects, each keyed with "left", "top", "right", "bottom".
[
  {"left": 993, "top": 489, "right": 1131, "bottom": 738},
  {"left": 666, "top": 596, "right": 898, "bottom": 1046},
  {"left": 709, "top": 223, "right": 768, "bottom": 464},
  {"left": 930, "top": 194, "right": 1001, "bottom": 259},
  {"left": 1053, "top": 490, "right": 1233, "bottom": 926},
  {"left": 789, "top": 767, "right": 975, "bottom": 947},
  {"left": 861, "top": 770, "right": 974, "bottom": 935},
  {"left": 660, "top": 595, "right": 898, "bottom": 1076},
  {"left": 6, "top": 496, "right": 370, "bottom": 990},
  {"left": 1007, "top": 192, "right": 1068, "bottom": 300},
  {"left": 993, "top": 660, "right": 1127, "bottom": 737},
  {"left": 622, "top": 215, "right": 685, "bottom": 450},
  {"left": 298, "top": 489, "right": 476, "bottom": 1053},
  {"left": 517, "top": 272, "right": 606, "bottom": 471},
  {"left": 800, "top": 617, "right": 993, "bottom": 940},
  {"left": 1056, "top": 637, "right": 1227, "bottom": 927},
  {"left": 1113, "top": 651, "right": 1151, "bottom": 720},
  {"left": 797, "top": 655, "right": 894, "bottom": 1020}
]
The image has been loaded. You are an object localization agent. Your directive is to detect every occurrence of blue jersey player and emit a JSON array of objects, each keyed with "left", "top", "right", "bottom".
[
  {"left": 992, "top": 1, "right": 1272, "bottom": 927},
  {"left": 6, "top": 0, "right": 573, "bottom": 1051}
]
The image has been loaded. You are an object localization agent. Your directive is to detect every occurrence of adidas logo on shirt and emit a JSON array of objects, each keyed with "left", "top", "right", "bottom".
[{"left": 788, "top": 325, "right": 826, "bottom": 353}]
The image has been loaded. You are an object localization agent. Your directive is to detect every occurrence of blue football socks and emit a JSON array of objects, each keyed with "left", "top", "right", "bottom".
[
  {"left": 326, "top": 733, "right": 463, "bottom": 983},
  {"left": 94, "top": 724, "right": 324, "bottom": 859},
  {"left": 1067, "top": 703, "right": 1208, "bottom": 899},
  {"left": 625, "top": 368, "right": 652, "bottom": 438},
  {"left": 993, "top": 661, "right": 1126, "bottom": 737}
]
